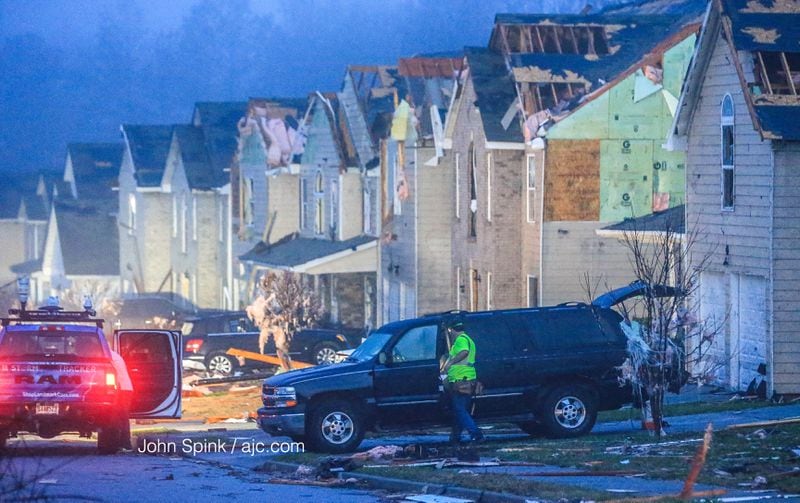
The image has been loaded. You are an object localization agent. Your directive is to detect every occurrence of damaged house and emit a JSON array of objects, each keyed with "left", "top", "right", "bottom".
[
  {"left": 1, "top": 175, "right": 48, "bottom": 292},
  {"left": 240, "top": 68, "right": 384, "bottom": 329},
  {"left": 668, "top": 0, "right": 800, "bottom": 395},
  {"left": 485, "top": 4, "right": 704, "bottom": 305},
  {"left": 233, "top": 98, "right": 307, "bottom": 308},
  {"left": 379, "top": 55, "right": 463, "bottom": 323}
]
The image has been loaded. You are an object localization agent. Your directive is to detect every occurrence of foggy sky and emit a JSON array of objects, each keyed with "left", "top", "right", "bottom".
[{"left": 0, "top": 0, "right": 615, "bottom": 176}]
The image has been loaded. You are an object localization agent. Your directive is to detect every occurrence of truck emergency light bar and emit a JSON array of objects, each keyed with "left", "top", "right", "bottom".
[{"left": 2, "top": 308, "right": 104, "bottom": 328}]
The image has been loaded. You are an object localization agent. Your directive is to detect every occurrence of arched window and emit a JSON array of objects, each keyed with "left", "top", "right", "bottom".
[{"left": 721, "top": 94, "right": 735, "bottom": 210}]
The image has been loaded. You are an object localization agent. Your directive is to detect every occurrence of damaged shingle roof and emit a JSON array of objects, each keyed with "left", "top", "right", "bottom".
[
  {"left": 718, "top": 0, "right": 800, "bottom": 140},
  {"left": 507, "top": 15, "right": 692, "bottom": 92},
  {"left": 720, "top": 0, "right": 800, "bottom": 52},
  {"left": 465, "top": 47, "right": 525, "bottom": 143},
  {"left": 122, "top": 125, "right": 174, "bottom": 187},
  {"left": 239, "top": 234, "right": 376, "bottom": 268}
]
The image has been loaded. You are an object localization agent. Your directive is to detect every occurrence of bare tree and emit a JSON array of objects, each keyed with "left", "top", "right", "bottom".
[
  {"left": 246, "top": 271, "right": 323, "bottom": 370},
  {"left": 611, "top": 213, "right": 720, "bottom": 438}
]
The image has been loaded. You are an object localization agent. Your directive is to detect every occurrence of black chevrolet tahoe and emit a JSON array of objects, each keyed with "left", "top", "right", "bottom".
[{"left": 257, "top": 282, "right": 664, "bottom": 453}]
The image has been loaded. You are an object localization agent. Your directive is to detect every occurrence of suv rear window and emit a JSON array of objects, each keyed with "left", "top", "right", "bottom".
[
  {"left": 0, "top": 330, "right": 105, "bottom": 359},
  {"left": 506, "top": 308, "right": 609, "bottom": 352}
]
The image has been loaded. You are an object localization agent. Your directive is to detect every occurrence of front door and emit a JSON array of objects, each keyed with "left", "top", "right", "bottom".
[
  {"left": 373, "top": 324, "right": 445, "bottom": 425},
  {"left": 114, "top": 330, "right": 182, "bottom": 418}
]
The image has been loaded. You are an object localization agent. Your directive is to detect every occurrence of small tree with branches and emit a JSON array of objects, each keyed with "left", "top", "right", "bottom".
[
  {"left": 246, "top": 271, "right": 323, "bottom": 370},
  {"left": 608, "top": 211, "right": 721, "bottom": 438}
]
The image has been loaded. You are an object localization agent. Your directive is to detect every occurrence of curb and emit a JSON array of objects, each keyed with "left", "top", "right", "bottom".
[{"left": 258, "top": 460, "right": 529, "bottom": 503}]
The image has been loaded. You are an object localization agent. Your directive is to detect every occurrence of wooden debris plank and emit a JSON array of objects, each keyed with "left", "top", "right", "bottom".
[{"left": 226, "top": 348, "right": 314, "bottom": 368}]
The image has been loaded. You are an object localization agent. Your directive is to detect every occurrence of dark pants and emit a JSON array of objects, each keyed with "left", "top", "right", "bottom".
[{"left": 449, "top": 391, "right": 482, "bottom": 442}]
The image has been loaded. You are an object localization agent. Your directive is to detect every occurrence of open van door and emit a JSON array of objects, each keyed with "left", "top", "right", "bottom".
[{"left": 114, "top": 329, "right": 182, "bottom": 418}]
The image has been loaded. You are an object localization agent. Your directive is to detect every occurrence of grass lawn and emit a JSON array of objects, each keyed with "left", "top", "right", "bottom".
[{"left": 271, "top": 400, "right": 800, "bottom": 500}]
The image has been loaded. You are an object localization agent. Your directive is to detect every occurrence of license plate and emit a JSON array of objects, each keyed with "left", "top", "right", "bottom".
[{"left": 35, "top": 403, "right": 59, "bottom": 415}]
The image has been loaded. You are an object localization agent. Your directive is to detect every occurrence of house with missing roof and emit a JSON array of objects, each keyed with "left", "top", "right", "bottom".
[
  {"left": 379, "top": 56, "right": 462, "bottom": 323},
  {"left": 479, "top": 4, "right": 703, "bottom": 307},
  {"left": 164, "top": 102, "right": 245, "bottom": 310},
  {"left": 239, "top": 72, "right": 380, "bottom": 329},
  {"left": 233, "top": 98, "right": 307, "bottom": 307},
  {"left": 668, "top": 0, "right": 800, "bottom": 395},
  {"left": 22, "top": 143, "right": 123, "bottom": 306}
]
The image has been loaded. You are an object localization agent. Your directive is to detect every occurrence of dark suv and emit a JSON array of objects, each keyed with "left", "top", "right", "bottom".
[
  {"left": 257, "top": 283, "right": 663, "bottom": 453},
  {"left": 181, "top": 311, "right": 354, "bottom": 375}
]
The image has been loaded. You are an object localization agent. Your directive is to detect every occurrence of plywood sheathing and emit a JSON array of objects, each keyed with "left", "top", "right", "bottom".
[
  {"left": 741, "top": 0, "right": 800, "bottom": 13},
  {"left": 544, "top": 139, "right": 601, "bottom": 222},
  {"left": 753, "top": 94, "right": 800, "bottom": 105},
  {"left": 741, "top": 27, "right": 781, "bottom": 43},
  {"left": 512, "top": 67, "right": 593, "bottom": 89}
]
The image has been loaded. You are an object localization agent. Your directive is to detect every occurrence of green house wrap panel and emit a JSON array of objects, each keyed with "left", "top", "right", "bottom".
[
  {"left": 662, "top": 36, "right": 696, "bottom": 98},
  {"left": 600, "top": 139, "right": 655, "bottom": 221},
  {"left": 608, "top": 75, "right": 664, "bottom": 140},
  {"left": 546, "top": 92, "right": 610, "bottom": 140}
]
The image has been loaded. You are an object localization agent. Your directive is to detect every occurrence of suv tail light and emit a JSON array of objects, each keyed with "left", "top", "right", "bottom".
[{"left": 185, "top": 338, "right": 203, "bottom": 354}]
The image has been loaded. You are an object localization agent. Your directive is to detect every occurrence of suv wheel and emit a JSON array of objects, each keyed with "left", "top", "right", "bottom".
[
  {"left": 97, "top": 421, "right": 122, "bottom": 455},
  {"left": 206, "top": 353, "right": 237, "bottom": 376},
  {"left": 539, "top": 385, "right": 597, "bottom": 438},
  {"left": 312, "top": 342, "right": 340, "bottom": 365},
  {"left": 307, "top": 399, "right": 364, "bottom": 453}
]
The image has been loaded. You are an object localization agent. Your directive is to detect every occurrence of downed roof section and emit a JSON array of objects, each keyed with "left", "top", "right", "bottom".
[{"left": 122, "top": 125, "right": 174, "bottom": 187}]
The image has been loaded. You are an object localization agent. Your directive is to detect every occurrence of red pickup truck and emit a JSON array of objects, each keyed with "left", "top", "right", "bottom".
[{"left": 0, "top": 305, "right": 182, "bottom": 453}]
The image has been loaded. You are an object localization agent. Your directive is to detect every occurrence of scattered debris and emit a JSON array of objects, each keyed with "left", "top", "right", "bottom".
[
  {"left": 351, "top": 445, "right": 404, "bottom": 462},
  {"left": 404, "top": 495, "right": 474, "bottom": 503},
  {"left": 605, "top": 437, "right": 703, "bottom": 455},
  {"left": 518, "top": 470, "right": 645, "bottom": 477},
  {"left": 726, "top": 418, "right": 800, "bottom": 430},
  {"left": 747, "top": 429, "right": 770, "bottom": 440},
  {"left": 267, "top": 477, "right": 351, "bottom": 487}
]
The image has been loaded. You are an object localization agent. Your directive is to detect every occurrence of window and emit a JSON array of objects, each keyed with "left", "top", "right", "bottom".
[
  {"left": 527, "top": 275, "right": 539, "bottom": 307},
  {"left": 218, "top": 199, "right": 224, "bottom": 242},
  {"left": 172, "top": 197, "right": 177, "bottom": 238},
  {"left": 468, "top": 142, "right": 477, "bottom": 238},
  {"left": 721, "top": 94, "right": 735, "bottom": 210},
  {"left": 300, "top": 178, "right": 308, "bottom": 230},
  {"left": 454, "top": 153, "right": 460, "bottom": 218},
  {"left": 330, "top": 179, "right": 339, "bottom": 239},
  {"left": 469, "top": 268, "right": 479, "bottom": 311},
  {"left": 486, "top": 271, "right": 493, "bottom": 310},
  {"left": 181, "top": 194, "right": 188, "bottom": 253},
  {"left": 191, "top": 196, "right": 197, "bottom": 241},
  {"left": 526, "top": 155, "right": 536, "bottom": 222},
  {"left": 391, "top": 325, "right": 438, "bottom": 362},
  {"left": 455, "top": 266, "right": 462, "bottom": 310},
  {"left": 128, "top": 194, "right": 136, "bottom": 235},
  {"left": 486, "top": 153, "right": 492, "bottom": 222},
  {"left": 246, "top": 178, "right": 255, "bottom": 226},
  {"left": 363, "top": 186, "right": 373, "bottom": 235},
  {"left": 314, "top": 171, "right": 324, "bottom": 235}
]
